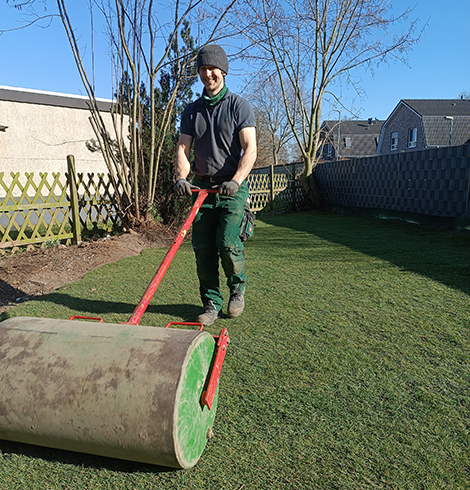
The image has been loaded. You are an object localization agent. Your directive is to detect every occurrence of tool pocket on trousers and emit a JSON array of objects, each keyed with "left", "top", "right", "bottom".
[{"left": 239, "top": 207, "right": 255, "bottom": 242}]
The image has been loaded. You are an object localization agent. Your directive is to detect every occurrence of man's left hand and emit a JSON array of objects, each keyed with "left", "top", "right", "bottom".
[{"left": 219, "top": 180, "right": 240, "bottom": 197}]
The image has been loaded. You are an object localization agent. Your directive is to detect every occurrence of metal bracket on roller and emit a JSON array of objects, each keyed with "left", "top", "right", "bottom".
[
  {"left": 201, "top": 328, "right": 230, "bottom": 410},
  {"left": 166, "top": 322, "right": 230, "bottom": 411}
]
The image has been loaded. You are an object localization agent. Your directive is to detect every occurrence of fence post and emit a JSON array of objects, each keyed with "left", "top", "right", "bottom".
[
  {"left": 269, "top": 164, "right": 275, "bottom": 212},
  {"left": 67, "top": 155, "right": 82, "bottom": 244}
]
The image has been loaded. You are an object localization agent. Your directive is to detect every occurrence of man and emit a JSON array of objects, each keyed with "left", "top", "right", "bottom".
[{"left": 174, "top": 44, "right": 257, "bottom": 326}]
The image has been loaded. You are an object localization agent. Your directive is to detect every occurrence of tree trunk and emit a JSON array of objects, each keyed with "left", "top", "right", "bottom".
[{"left": 301, "top": 157, "right": 323, "bottom": 208}]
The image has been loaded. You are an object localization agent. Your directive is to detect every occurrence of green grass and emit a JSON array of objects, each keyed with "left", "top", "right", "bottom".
[{"left": 1, "top": 210, "right": 470, "bottom": 489}]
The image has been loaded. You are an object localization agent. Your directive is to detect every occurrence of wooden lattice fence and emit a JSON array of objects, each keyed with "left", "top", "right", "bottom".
[
  {"left": 248, "top": 163, "right": 307, "bottom": 215},
  {"left": 1, "top": 157, "right": 307, "bottom": 250},
  {"left": 74, "top": 163, "right": 121, "bottom": 236},
  {"left": 0, "top": 155, "right": 122, "bottom": 249},
  {"left": 0, "top": 171, "right": 73, "bottom": 249}
]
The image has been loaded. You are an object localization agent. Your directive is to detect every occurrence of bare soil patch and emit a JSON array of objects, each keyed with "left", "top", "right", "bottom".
[{"left": 0, "top": 226, "right": 173, "bottom": 315}]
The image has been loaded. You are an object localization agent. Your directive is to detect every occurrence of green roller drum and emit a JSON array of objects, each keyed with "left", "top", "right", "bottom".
[{"left": 0, "top": 316, "right": 225, "bottom": 469}]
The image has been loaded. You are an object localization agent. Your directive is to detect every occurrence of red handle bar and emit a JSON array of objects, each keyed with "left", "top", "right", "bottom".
[{"left": 125, "top": 188, "right": 217, "bottom": 325}]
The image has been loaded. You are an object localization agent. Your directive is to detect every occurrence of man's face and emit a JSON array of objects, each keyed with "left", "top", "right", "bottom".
[{"left": 198, "top": 65, "right": 225, "bottom": 95}]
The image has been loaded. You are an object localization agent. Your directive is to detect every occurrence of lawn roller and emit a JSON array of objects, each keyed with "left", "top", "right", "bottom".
[{"left": 0, "top": 189, "right": 229, "bottom": 469}]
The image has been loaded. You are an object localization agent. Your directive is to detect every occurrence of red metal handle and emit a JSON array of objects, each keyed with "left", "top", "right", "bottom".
[
  {"left": 125, "top": 189, "right": 217, "bottom": 326},
  {"left": 165, "top": 321, "right": 204, "bottom": 332},
  {"left": 68, "top": 315, "right": 103, "bottom": 323},
  {"left": 201, "top": 328, "right": 230, "bottom": 410}
]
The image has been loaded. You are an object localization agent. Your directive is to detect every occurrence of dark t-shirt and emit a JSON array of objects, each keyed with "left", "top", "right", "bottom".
[{"left": 180, "top": 89, "right": 256, "bottom": 181}]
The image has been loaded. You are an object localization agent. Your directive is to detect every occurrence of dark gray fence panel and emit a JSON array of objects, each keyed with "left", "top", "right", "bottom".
[{"left": 315, "top": 145, "right": 470, "bottom": 219}]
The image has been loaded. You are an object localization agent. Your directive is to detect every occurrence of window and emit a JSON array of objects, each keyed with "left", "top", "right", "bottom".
[
  {"left": 390, "top": 132, "right": 398, "bottom": 151},
  {"left": 344, "top": 137, "right": 352, "bottom": 148},
  {"left": 408, "top": 128, "right": 417, "bottom": 148},
  {"left": 326, "top": 143, "right": 332, "bottom": 157}
]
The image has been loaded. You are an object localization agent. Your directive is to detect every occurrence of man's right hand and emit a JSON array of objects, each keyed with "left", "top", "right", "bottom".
[{"left": 174, "top": 179, "right": 193, "bottom": 197}]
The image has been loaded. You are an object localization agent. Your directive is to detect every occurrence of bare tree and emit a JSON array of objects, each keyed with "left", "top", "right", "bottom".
[
  {"left": 2, "top": 0, "right": 55, "bottom": 30},
  {"left": 232, "top": 0, "right": 423, "bottom": 203},
  {"left": 3, "top": 0, "right": 238, "bottom": 225},
  {"left": 57, "top": 0, "right": 238, "bottom": 225},
  {"left": 243, "top": 74, "right": 297, "bottom": 167}
]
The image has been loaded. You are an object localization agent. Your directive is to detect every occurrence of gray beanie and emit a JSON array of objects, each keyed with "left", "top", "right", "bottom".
[{"left": 197, "top": 45, "right": 229, "bottom": 74}]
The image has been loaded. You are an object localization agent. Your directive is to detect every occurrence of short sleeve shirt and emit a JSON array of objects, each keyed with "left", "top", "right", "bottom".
[{"left": 180, "top": 89, "right": 256, "bottom": 181}]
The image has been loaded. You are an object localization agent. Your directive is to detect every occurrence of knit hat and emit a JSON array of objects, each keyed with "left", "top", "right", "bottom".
[{"left": 197, "top": 45, "right": 229, "bottom": 74}]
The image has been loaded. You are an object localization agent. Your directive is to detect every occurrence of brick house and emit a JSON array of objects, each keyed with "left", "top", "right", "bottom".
[
  {"left": 376, "top": 99, "right": 470, "bottom": 155},
  {"left": 319, "top": 119, "right": 384, "bottom": 161}
]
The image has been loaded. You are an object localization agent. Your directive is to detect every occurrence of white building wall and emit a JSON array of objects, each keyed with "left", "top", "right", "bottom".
[{"left": 0, "top": 87, "right": 125, "bottom": 197}]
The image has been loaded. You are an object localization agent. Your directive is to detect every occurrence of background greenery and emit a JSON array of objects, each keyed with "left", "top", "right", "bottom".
[{"left": 1, "top": 210, "right": 469, "bottom": 489}]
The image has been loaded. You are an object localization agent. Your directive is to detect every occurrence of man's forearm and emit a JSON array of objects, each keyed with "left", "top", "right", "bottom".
[
  {"left": 233, "top": 126, "right": 257, "bottom": 184},
  {"left": 175, "top": 155, "right": 191, "bottom": 181},
  {"left": 175, "top": 134, "right": 193, "bottom": 181},
  {"left": 233, "top": 148, "right": 257, "bottom": 184}
]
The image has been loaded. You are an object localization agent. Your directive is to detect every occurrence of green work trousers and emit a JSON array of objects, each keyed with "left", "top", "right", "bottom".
[{"left": 191, "top": 179, "right": 249, "bottom": 311}]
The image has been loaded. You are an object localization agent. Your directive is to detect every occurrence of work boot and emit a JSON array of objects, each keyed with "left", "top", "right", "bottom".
[
  {"left": 227, "top": 289, "right": 245, "bottom": 318},
  {"left": 196, "top": 303, "right": 221, "bottom": 326}
]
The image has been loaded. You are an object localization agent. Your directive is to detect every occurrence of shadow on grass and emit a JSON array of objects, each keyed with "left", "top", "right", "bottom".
[
  {"left": 0, "top": 280, "right": 31, "bottom": 304},
  {"left": 22, "top": 292, "right": 202, "bottom": 323},
  {"left": 258, "top": 211, "right": 470, "bottom": 296},
  {"left": 0, "top": 439, "right": 175, "bottom": 474}
]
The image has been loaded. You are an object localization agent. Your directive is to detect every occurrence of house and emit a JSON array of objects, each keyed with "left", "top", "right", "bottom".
[
  {"left": 376, "top": 99, "right": 470, "bottom": 155},
  {"left": 0, "top": 85, "right": 121, "bottom": 188},
  {"left": 319, "top": 118, "right": 384, "bottom": 161}
]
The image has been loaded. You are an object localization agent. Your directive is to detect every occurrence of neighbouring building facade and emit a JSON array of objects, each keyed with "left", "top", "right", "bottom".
[
  {"left": 319, "top": 119, "right": 384, "bottom": 161},
  {"left": 0, "top": 85, "right": 121, "bottom": 192},
  {"left": 376, "top": 99, "right": 470, "bottom": 155}
]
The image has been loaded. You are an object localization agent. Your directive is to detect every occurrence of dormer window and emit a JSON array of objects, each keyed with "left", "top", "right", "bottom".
[{"left": 408, "top": 128, "right": 417, "bottom": 148}]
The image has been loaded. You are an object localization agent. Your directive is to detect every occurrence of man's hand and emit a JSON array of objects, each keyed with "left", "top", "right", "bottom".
[
  {"left": 219, "top": 180, "right": 240, "bottom": 197},
  {"left": 174, "top": 179, "right": 193, "bottom": 197}
]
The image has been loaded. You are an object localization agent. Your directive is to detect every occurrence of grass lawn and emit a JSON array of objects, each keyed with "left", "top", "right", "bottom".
[{"left": 1, "top": 210, "right": 469, "bottom": 489}]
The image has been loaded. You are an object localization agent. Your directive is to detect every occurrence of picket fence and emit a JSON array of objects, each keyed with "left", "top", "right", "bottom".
[{"left": 0, "top": 158, "right": 306, "bottom": 250}]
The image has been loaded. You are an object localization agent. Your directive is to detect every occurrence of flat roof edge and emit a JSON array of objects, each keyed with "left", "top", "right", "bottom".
[{"left": 0, "top": 85, "right": 115, "bottom": 111}]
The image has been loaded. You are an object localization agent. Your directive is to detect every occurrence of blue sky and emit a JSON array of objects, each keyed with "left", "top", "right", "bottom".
[{"left": 0, "top": 0, "right": 468, "bottom": 121}]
